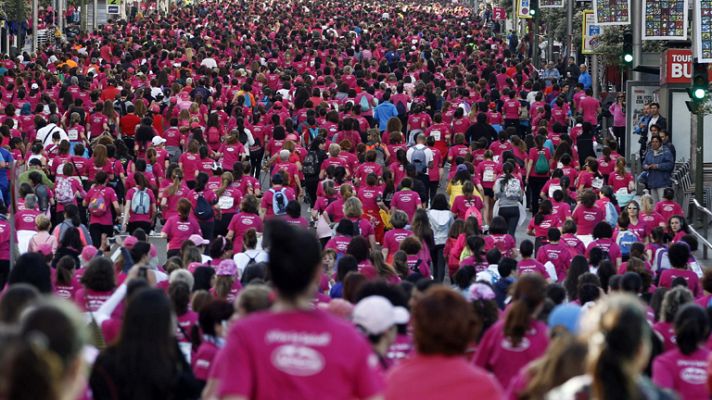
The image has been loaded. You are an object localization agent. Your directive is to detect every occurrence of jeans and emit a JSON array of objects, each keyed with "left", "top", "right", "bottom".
[
  {"left": 497, "top": 205, "right": 520, "bottom": 236},
  {"left": 650, "top": 187, "right": 666, "bottom": 203}
]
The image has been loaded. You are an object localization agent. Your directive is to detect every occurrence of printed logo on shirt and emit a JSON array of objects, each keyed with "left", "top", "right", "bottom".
[
  {"left": 271, "top": 344, "right": 325, "bottom": 376},
  {"left": 177, "top": 223, "right": 190, "bottom": 232},
  {"left": 680, "top": 365, "right": 707, "bottom": 385},
  {"left": 501, "top": 337, "right": 531, "bottom": 352},
  {"left": 583, "top": 211, "right": 597, "bottom": 221}
]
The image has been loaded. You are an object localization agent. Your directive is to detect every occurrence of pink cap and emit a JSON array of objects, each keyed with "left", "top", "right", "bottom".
[
  {"left": 187, "top": 262, "right": 204, "bottom": 274},
  {"left": 216, "top": 259, "right": 237, "bottom": 276},
  {"left": 188, "top": 234, "right": 209, "bottom": 246},
  {"left": 80, "top": 245, "right": 98, "bottom": 262},
  {"left": 215, "top": 101, "right": 224, "bottom": 108},
  {"left": 170, "top": 97, "right": 178, "bottom": 104},
  {"left": 190, "top": 122, "right": 201, "bottom": 129},
  {"left": 150, "top": 104, "right": 160, "bottom": 113},
  {"left": 273, "top": 101, "right": 282, "bottom": 108},
  {"left": 123, "top": 236, "right": 138, "bottom": 249}
]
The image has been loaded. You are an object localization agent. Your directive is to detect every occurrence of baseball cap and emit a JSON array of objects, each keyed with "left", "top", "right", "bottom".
[
  {"left": 80, "top": 245, "right": 98, "bottom": 262},
  {"left": 456, "top": 164, "right": 468, "bottom": 173},
  {"left": 31, "top": 83, "right": 39, "bottom": 90},
  {"left": 216, "top": 259, "right": 237, "bottom": 276},
  {"left": 188, "top": 234, "right": 209, "bottom": 246},
  {"left": 353, "top": 296, "right": 409, "bottom": 335},
  {"left": 152, "top": 136, "right": 167, "bottom": 146},
  {"left": 123, "top": 235, "right": 138, "bottom": 249},
  {"left": 547, "top": 304, "right": 582, "bottom": 335}
]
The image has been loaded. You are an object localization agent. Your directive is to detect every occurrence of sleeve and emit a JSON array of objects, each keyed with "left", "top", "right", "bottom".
[
  {"left": 161, "top": 217, "right": 172, "bottom": 235},
  {"left": 216, "top": 326, "right": 254, "bottom": 398},
  {"left": 658, "top": 151, "right": 674, "bottom": 172},
  {"left": 351, "top": 336, "right": 385, "bottom": 398},
  {"left": 651, "top": 357, "right": 674, "bottom": 390}
]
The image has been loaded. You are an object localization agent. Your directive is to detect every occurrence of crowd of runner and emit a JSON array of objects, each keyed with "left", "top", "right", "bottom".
[{"left": 0, "top": 0, "right": 705, "bottom": 399}]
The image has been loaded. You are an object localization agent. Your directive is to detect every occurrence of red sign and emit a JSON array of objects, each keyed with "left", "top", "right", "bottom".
[
  {"left": 493, "top": 7, "right": 506, "bottom": 20},
  {"left": 661, "top": 49, "right": 712, "bottom": 85}
]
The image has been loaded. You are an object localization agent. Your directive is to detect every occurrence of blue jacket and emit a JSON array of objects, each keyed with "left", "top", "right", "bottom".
[
  {"left": 374, "top": 101, "right": 399, "bottom": 132},
  {"left": 642, "top": 147, "right": 674, "bottom": 189}
]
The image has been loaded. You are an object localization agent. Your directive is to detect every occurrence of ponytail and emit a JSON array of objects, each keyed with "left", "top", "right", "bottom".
[
  {"left": 8, "top": 337, "right": 64, "bottom": 400},
  {"left": 215, "top": 172, "right": 234, "bottom": 198},
  {"left": 504, "top": 275, "right": 546, "bottom": 347},
  {"left": 215, "top": 275, "right": 234, "bottom": 300}
]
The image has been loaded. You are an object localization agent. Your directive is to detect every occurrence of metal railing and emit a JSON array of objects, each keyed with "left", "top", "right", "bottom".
[{"left": 689, "top": 198, "right": 712, "bottom": 259}]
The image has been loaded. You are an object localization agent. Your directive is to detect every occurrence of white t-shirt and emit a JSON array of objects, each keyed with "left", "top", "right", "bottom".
[{"left": 234, "top": 249, "right": 268, "bottom": 274}]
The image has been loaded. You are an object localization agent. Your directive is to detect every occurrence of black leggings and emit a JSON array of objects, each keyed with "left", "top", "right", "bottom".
[
  {"left": 250, "top": 148, "right": 264, "bottom": 179},
  {"left": 89, "top": 223, "right": 114, "bottom": 249},
  {"left": 497, "top": 205, "right": 520, "bottom": 236},
  {"left": 0, "top": 259, "right": 9, "bottom": 291},
  {"left": 127, "top": 221, "right": 152, "bottom": 236},
  {"left": 613, "top": 126, "right": 626, "bottom": 156},
  {"left": 527, "top": 176, "right": 548, "bottom": 213},
  {"left": 214, "top": 213, "right": 234, "bottom": 238}
]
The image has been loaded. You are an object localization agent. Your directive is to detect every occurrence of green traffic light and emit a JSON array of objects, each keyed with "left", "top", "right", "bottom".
[
  {"left": 623, "top": 54, "right": 633, "bottom": 63},
  {"left": 530, "top": 9, "right": 536, "bottom": 15},
  {"left": 693, "top": 88, "right": 707, "bottom": 100}
]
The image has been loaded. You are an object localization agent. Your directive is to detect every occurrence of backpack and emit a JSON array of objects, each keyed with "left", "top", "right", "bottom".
[
  {"left": 359, "top": 94, "right": 370, "bottom": 112},
  {"left": 130, "top": 188, "right": 150, "bottom": 215},
  {"left": 243, "top": 93, "right": 252, "bottom": 108},
  {"left": 194, "top": 193, "right": 214, "bottom": 220},
  {"left": 55, "top": 177, "right": 75, "bottom": 205},
  {"left": 367, "top": 143, "right": 387, "bottom": 167},
  {"left": 465, "top": 205, "right": 483, "bottom": 226},
  {"left": 35, "top": 183, "right": 50, "bottom": 212},
  {"left": 604, "top": 202, "right": 619, "bottom": 227},
  {"left": 654, "top": 247, "right": 672, "bottom": 273},
  {"left": 238, "top": 130, "right": 249, "bottom": 145},
  {"left": 411, "top": 146, "right": 428, "bottom": 174},
  {"left": 270, "top": 188, "right": 288, "bottom": 215},
  {"left": 352, "top": 219, "right": 362, "bottom": 237},
  {"left": 503, "top": 178, "right": 521, "bottom": 201},
  {"left": 395, "top": 99, "right": 407, "bottom": 116},
  {"left": 307, "top": 126, "right": 319, "bottom": 140},
  {"left": 616, "top": 230, "right": 638, "bottom": 259},
  {"left": 534, "top": 150, "right": 549, "bottom": 174},
  {"left": 245, "top": 251, "right": 259, "bottom": 267},
  {"left": 302, "top": 150, "right": 319, "bottom": 176},
  {"left": 88, "top": 190, "right": 108, "bottom": 217}
]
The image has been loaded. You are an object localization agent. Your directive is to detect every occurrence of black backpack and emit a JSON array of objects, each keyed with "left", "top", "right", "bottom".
[
  {"left": 194, "top": 193, "right": 214, "bottom": 220},
  {"left": 35, "top": 184, "right": 50, "bottom": 212},
  {"left": 302, "top": 151, "right": 319, "bottom": 176}
]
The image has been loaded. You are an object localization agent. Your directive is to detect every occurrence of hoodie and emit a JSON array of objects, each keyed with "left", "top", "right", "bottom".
[{"left": 428, "top": 209, "right": 453, "bottom": 246}]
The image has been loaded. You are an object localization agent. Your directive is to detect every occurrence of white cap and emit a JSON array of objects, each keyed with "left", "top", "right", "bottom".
[
  {"left": 152, "top": 136, "right": 166, "bottom": 146},
  {"left": 353, "top": 296, "right": 409, "bottom": 335},
  {"left": 31, "top": 83, "right": 39, "bottom": 90}
]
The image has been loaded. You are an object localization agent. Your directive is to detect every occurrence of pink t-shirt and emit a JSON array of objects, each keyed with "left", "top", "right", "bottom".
[
  {"left": 325, "top": 235, "right": 352, "bottom": 254},
  {"left": 484, "top": 234, "right": 517, "bottom": 257},
  {"left": 86, "top": 185, "right": 118, "bottom": 226},
  {"left": 125, "top": 187, "right": 155, "bottom": 223},
  {"left": 385, "top": 355, "right": 503, "bottom": 400},
  {"left": 15, "top": 208, "right": 40, "bottom": 231},
  {"left": 572, "top": 205, "right": 605, "bottom": 235},
  {"left": 652, "top": 347, "right": 710, "bottom": 400},
  {"left": 192, "top": 340, "right": 220, "bottom": 381},
  {"left": 260, "top": 186, "right": 296, "bottom": 218},
  {"left": 653, "top": 321, "right": 676, "bottom": 353},
  {"left": 357, "top": 185, "right": 384, "bottom": 214},
  {"left": 215, "top": 309, "right": 383, "bottom": 400},
  {"left": 383, "top": 228, "right": 413, "bottom": 256},
  {"left": 451, "top": 195, "right": 483, "bottom": 221},
  {"left": 517, "top": 259, "right": 549, "bottom": 278},
  {"left": 161, "top": 215, "right": 202, "bottom": 250},
  {"left": 656, "top": 200, "right": 685, "bottom": 223},
  {"left": 391, "top": 190, "right": 421, "bottom": 222},
  {"left": 73, "top": 288, "right": 113, "bottom": 312},
  {"left": 536, "top": 242, "right": 573, "bottom": 282},
  {"left": 227, "top": 212, "right": 263, "bottom": 251},
  {"left": 659, "top": 269, "right": 701, "bottom": 297},
  {"left": 176, "top": 311, "right": 198, "bottom": 343},
  {"left": 586, "top": 238, "right": 622, "bottom": 264},
  {"left": 179, "top": 152, "right": 201, "bottom": 182},
  {"left": 474, "top": 320, "right": 549, "bottom": 388}
]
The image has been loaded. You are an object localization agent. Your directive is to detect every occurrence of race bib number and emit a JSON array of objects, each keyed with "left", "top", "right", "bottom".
[
  {"left": 68, "top": 128, "right": 79, "bottom": 140},
  {"left": 218, "top": 195, "right": 234, "bottom": 210},
  {"left": 493, "top": 155, "right": 500, "bottom": 163},
  {"left": 548, "top": 184, "right": 562, "bottom": 198},
  {"left": 592, "top": 177, "right": 604, "bottom": 190},
  {"left": 483, "top": 168, "right": 495, "bottom": 182},
  {"left": 430, "top": 130, "right": 441, "bottom": 141}
]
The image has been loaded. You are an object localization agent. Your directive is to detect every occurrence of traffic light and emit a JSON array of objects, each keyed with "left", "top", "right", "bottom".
[
  {"left": 622, "top": 31, "right": 633, "bottom": 65},
  {"left": 688, "top": 61, "right": 709, "bottom": 103},
  {"left": 530, "top": 0, "right": 539, "bottom": 17}
]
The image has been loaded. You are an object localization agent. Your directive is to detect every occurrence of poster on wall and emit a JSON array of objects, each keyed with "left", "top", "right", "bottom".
[
  {"left": 642, "top": 0, "right": 688, "bottom": 40},
  {"left": 582, "top": 10, "right": 603, "bottom": 54},
  {"left": 541, "top": 0, "right": 565, "bottom": 8},
  {"left": 518, "top": 0, "right": 533, "bottom": 18},
  {"left": 694, "top": 0, "right": 712, "bottom": 63},
  {"left": 625, "top": 83, "right": 659, "bottom": 160},
  {"left": 593, "top": 0, "right": 630, "bottom": 25},
  {"left": 492, "top": 6, "right": 506, "bottom": 20}
]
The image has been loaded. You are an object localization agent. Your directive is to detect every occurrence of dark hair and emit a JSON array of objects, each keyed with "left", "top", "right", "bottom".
[
  {"left": 285, "top": 200, "right": 301, "bottom": 218},
  {"left": 489, "top": 216, "right": 508, "bottom": 235},
  {"left": 80, "top": 256, "right": 116, "bottom": 292},
  {"left": 266, "top": 220, "right": 321, "bottom": 300},
  {"left": 674, "top": 304, "right": 710, "bottom": 355},
  {"left": 8, "top": 253, "right": 52, "bottom": 293},
  {"left": 346, "top": 236, "right": 370, "bottom": 262},
  {"left": 129, "top": 242, "right": 151, "bottom": 264},
  {"left": 112, "top": 288, "right": 180, "bottom": 398},
  {"left": 0, "top": 283, "right": 40, "bottom": 323},
  {"left": 412, "top": 287, "right": 478, "bottom": 355},
  {"left": 56, "top": 256, "right": 76, "bottom": 286},
  {"left": 520, "top": 240, "right": 534, "bottom": 257},
  {"left": 592, "top": 222, "right": 613, "bottom": 239},
  {"left": 193, "top": 266, "right": 216, "bottom": 292},
  {"left": 565, "top": 256, "right": 589, "bottom": 301},
  {"left": 505, "top": 274, "right": 546, "bottom": 346},
  {"left": 430, "top": 193, "right": 450, "bottom": 211},
  {"left": 546, "top": 283, "right": 566, "bottom": 305},
  {"left": 169, "top": 281, "right": 191, "bottom": 316},
  {"left": 198, "top": 300, "right": 234, "bottom": 337},
  {"left": 668, "top": 243, "right": 691, "bottom": 269},
  {"left": 498, "top": 257, "right": 516, "bottom": 278},
  {"left": 620, "top": 271, "right": 643, "bottom": 294},
  {"left": 453, "top": 265, "right": 476, "bottom": 290},
  {"left": 578, "top": 283, "right": 601, "bottom": 304}
]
